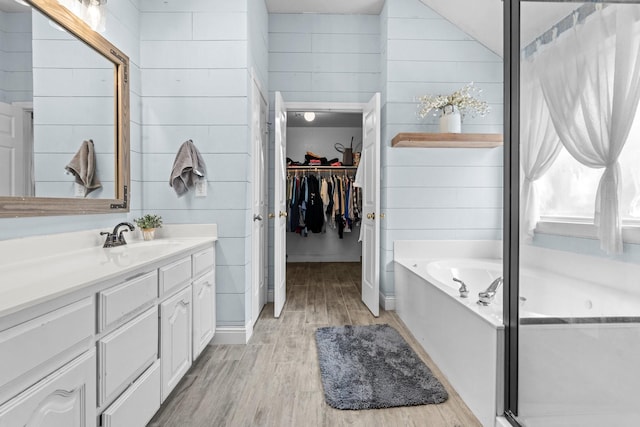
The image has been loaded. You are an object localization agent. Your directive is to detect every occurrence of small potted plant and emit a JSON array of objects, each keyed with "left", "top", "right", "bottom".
[{"left": 134, "top": 214, "right": 163, "bottom": 241}]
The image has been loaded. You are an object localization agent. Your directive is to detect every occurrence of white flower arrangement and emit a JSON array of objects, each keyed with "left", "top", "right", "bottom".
[{"left": 417, "top": 82, "right": 490, "bottom": 119}]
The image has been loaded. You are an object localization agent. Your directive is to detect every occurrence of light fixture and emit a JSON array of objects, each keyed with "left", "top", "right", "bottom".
[
  {"left": 303, "top": 112, "right": 316, "bottom": 122},
  {"left": 57, "top": 0, "right": 107, "bottom": 32}
]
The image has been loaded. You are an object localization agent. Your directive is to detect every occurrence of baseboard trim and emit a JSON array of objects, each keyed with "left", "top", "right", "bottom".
[
  {"left": 268, "top": 289, "right": 394, "bottom": 310},
  {"left": 212, "top": 325, "right": 251, "bottom": 345},
  {"left": 379, "top": 292, "right": 396, "bottom": 311}
]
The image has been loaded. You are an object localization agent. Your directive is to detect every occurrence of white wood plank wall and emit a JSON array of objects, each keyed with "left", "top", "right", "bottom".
[
  {"left": 139, "top": 0, "right": 267, "bottom": 327},
  {"left": 378, "top": 0, "right": 503, "bottom": 300}
]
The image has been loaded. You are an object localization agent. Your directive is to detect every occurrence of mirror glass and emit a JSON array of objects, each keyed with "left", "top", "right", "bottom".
[{"left": 0, "top": 0, "right": 116, "bottom": 199}]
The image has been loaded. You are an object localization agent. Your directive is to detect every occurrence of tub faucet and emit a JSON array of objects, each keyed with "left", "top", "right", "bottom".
[
  {"left": 452, "top": 277, "right": 469, "bottom": 298},
  {"left": 478, "top": 277, "right": 503, "bottom": 306},
  {"left": 101, "top": 222, "right": 135, "bottom": 248}
]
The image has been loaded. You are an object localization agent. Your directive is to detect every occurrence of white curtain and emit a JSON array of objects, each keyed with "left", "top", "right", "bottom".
[
  {"left": 537, "top": 5, "right": 640, "bottom": 254},
  {"left": 520, "top": 61, "right": 562, "bottom": 241}
]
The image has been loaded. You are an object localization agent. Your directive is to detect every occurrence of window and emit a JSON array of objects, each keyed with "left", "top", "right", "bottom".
[{"left": 537, "top": 112, "right": 640, "bottom": 224}]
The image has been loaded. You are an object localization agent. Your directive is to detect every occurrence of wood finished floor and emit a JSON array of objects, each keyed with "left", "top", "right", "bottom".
[{"left": 148, "top": 262, "right": 482, "bottom": 427}]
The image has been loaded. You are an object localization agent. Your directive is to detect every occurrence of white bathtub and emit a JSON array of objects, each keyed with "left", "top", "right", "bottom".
[
  {"left": 422, "top": 257, "right": 640, "bottom": 321},
  {"left": 394, "top": 254, "right": 504, "bottom": 427},
  {"left": 394, "top": 241, "right": 640, "bottom": 427}
]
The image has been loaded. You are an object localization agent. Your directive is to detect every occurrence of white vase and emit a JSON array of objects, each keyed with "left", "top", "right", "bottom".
[
  {"left": 142, "top": 228, "right": 156, "bottom": 241},
  {"left": 439, "top": 109, "right": 461, "bottom": 133}
]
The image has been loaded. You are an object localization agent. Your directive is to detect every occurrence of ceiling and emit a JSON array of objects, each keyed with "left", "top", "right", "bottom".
[
  {"left": 0, "top": 0, "right": 30, "bottom": 13},
  {"left": 287, "top": 111, "right": 362, "bottom": 128},
  {"left": 419, "top": 0, "right": 581, "bottom": 56}
]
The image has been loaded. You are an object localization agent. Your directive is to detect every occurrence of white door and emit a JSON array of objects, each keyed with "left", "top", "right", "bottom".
[
  {"left": 361, "top": 93, "right": 381, "bottom": 317},
  {"left": 251, "top": 77, "right": 268, "bottom": 325},
  {"left": 0, "top": 102, "right": 24, "bottom": 196},
  {"left": 273, "top": 92, "right": 287, "bottom": 318}
]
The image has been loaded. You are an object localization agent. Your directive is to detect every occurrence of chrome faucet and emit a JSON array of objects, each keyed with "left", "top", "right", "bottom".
[
  {"left": 100, "top": 222, "right": 135, "bottom": 248},
  {"left": 478, "top": 277, "right": 503, "bottom": 306},
  {"left": 452, "top": 277, "right": 469, "bottom": 298}
]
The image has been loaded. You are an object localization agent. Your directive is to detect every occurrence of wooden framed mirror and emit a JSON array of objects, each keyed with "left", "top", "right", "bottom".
[{"left": 0, "top": 0, "right": 129, "bottom": 217}]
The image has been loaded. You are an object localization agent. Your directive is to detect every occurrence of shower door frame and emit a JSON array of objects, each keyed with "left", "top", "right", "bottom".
[
  {"left": 503, "top": 1, "right": 640, "bottom": 426},
  {"left": 503, "top": 0, "right": 520, "bottom": 424}
]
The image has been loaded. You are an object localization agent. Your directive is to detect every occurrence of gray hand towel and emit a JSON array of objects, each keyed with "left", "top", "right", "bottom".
[
  {"left": 65, "top": 139, "right": 101, "bottom": 196},
  {"left": 169, "top": 139, "right": 207, "bottom": 196}
]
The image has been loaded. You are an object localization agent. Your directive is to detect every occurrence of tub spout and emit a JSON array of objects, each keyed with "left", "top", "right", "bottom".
[
  {"left": 452, "top": 277, "right": 469, "bottom": 298},
  {"left": 478, "top": 277, "right": 503, "bottom": 306}
]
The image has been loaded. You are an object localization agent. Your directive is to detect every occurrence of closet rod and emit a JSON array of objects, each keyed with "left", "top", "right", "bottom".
[{"left": 287, "top": 166, "right": 357, "bottom": 170}]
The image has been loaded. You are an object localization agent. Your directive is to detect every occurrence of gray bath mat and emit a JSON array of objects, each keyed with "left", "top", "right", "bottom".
[{"left": 314, "top": 324, "right": 448, "bottom": 410}]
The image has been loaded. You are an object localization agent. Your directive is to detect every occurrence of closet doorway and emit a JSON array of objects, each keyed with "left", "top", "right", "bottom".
[{"left": 273, "top": 92, "right": 381, "bottom": 318}]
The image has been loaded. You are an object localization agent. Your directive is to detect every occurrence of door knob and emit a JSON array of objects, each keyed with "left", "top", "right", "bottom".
[
  {"left": 268, "top": 213, "right": 275, "bottom": 219},
  {"left": 253, "top": 214, "right": 263, "bottom": 221},
  {"left": 279, "top": 211, "right": 288, "bottom": 218},
  {"left": 367, "top": 213, "right": 375, "bottom": 220}
]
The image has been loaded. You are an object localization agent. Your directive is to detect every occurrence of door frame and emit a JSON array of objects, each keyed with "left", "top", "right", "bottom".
[
  {"left": 272, "top": 98, "right": 380, "bottom": 316},
  {"left": 250, "top": 71, "right": 269, "bottom": 330}
]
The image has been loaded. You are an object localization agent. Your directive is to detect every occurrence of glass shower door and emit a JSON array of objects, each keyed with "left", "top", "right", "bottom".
[{"left": 513, "top": 2, "right": 640, "bottom": 426}]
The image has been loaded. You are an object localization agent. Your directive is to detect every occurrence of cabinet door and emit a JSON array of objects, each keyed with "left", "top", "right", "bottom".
[
  {"left": 192, "top": 271, "right": 215, "bottom": 359},
  {"left": 160, "top": 286, "right": 192, "bottom": 402},
  {"left": 0, "top": 349, "right": 96, "bottom": 427}
]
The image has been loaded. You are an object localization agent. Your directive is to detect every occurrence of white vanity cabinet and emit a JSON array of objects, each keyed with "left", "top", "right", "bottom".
[
  {"left": 0, "top": 234, "right": 217, "bottom": 427},
  {"left": 0, "top": 297, "right": 96, "bottom": 427}
]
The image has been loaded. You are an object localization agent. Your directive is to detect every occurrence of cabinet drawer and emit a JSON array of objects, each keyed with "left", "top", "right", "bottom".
[
  {"left": 98, "top": 306, "right": 158, "bottom": 407},
  {"left": 99, "top": 270, "right": 158, "bottom": 332},
  {"left": 192, "top": 246, "right": 215, "bottom": 278},
  {"left": 0, "top": 349, "right": 96, "bottom": 427},
  {"left": 102, "top": 360, "right": 161, "bottom": 427},
  {"left": 0, "top": 297, "right": 94, "bottom": 389},
  {"left": 159, "top": 256, "right": 192, "bottom": 296}
]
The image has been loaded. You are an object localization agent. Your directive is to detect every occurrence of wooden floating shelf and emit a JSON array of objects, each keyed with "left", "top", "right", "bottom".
[{"left": 391, "top": 132, "right": 503, "bottom": 148}]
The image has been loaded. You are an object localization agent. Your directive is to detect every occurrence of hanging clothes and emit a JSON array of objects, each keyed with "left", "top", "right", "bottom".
[
  {"left": 286, "top": 169, "right": 361, "bottom": 240},
  {"left": 305, "top": 174, "right": 324, "bottom": 233}
]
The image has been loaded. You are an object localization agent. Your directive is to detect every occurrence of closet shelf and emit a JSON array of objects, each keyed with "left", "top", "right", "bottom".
[{"left": 391, "top": 132, "right": 503, "bottom": 148}]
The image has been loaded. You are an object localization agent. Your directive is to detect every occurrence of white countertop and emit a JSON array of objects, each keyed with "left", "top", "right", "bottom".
[{"left": 0, "top": 224, "right": 217, "bottom": 319}]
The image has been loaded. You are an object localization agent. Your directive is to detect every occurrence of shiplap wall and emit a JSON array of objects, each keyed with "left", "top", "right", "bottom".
[
  {"left": 139, "top": 0, "right": 267, "bottom": 327},
  {"left": 267, "top": 1, "right": 503, "bottom": 301},
  {"left": 267, "top": 13, "right": 380, "bottom": 290},
  {"left": 0, "top": 0, "right": 141, "bottom": 240},
  {"left": 380, "top": 0, "right": 503, "bottom": 298},
  {"left": 0, "top": 11, "right": 32, "bottom": 103}
]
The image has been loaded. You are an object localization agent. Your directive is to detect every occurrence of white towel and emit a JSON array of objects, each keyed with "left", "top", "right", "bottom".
[
  {"left": 65, "top": 139, "right": 101, "bottom": 196},
  {"left": 169, "top": 139, "right": 207, "bottom": 196}
]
